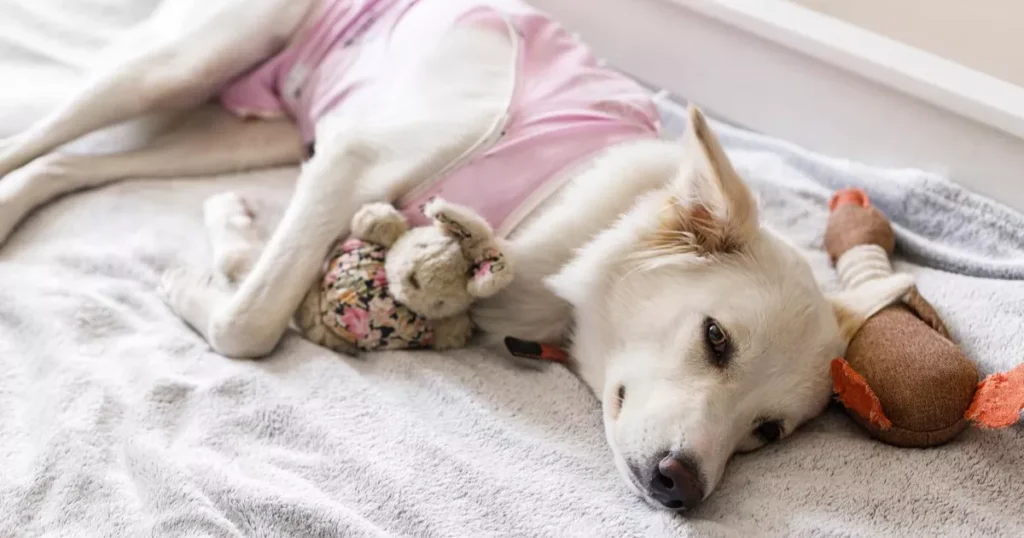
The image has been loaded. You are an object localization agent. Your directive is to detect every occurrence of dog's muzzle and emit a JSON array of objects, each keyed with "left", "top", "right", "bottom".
[{"left": 648, "top": 453, "right": 705, "bottom": 511}]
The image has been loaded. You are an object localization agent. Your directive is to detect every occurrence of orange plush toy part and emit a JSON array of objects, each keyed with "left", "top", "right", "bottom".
[
  {"left": 966, "top": 363, "right": 1024, "bottom": 428},
  {"left": 825, "top": 188, "right": 1024, "bottom": 446},
  {"left": 831, "top": 357, "right": 892, "bottom": 431}
]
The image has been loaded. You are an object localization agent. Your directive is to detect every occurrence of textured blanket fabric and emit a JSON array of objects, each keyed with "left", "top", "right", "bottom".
[{"left": 1, "top": 1, "right": 1022, "bottom": 536}]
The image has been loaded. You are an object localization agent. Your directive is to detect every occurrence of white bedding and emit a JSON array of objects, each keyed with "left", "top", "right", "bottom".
[{"left": 1, "top": 1, "right": 1022, "bottom": 537}]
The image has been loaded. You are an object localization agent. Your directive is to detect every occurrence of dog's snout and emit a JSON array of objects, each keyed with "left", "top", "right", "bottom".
[{"left": 649, "top": 454, "right": 705, "bottom": 510}]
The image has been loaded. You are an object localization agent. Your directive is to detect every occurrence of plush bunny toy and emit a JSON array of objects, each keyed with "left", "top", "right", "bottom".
[{"left": 294, "top": 198, "right": 513, "bottom": 355}]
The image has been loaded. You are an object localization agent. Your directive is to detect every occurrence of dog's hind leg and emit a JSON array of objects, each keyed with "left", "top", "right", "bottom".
[
  {"left": 0, "top": 0, "right": 317, "bottom": 178},
  {"left": 0, "top": 107, "right": 304, "bottom": 245}
]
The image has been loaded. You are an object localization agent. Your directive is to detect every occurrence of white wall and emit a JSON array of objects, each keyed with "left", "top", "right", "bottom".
[
  {"left": 794, "top": 0, "right": 1024, "bottom": 87},
  {"left": 529, "top": 0, "right": 1024, "bottom": 212}
]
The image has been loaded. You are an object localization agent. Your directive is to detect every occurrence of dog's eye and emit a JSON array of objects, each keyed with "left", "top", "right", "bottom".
[
  {"left": 408, "top": 274, "right": 420, "bottom": 290},
  {"left": 754, "top": 420, "right": 783, "bottom": 443},
  {"left": 703, "top": 317, "right": 732, "bottom": 365}
]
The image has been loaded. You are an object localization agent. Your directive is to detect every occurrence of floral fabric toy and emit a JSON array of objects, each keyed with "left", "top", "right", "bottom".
[{"left": 294, "top": 198, "right": 513, "bottom": 355}]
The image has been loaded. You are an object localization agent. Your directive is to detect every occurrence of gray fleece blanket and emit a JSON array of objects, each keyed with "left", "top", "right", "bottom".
[{"left": 1, "top": 1, "right": 1022, "bottom": 537}]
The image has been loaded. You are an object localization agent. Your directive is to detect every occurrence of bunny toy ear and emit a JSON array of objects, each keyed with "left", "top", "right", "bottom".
[
  {"left": 423, "top": 198, "right": 488, "bottom": 245},
  {"left": 468, "top": 245, "right": 513, "bottom": 298}
]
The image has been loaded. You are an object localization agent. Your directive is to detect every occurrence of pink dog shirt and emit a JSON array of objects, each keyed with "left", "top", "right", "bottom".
[{"left": 219, "top": 0, "right": 660, "bottom": 236}]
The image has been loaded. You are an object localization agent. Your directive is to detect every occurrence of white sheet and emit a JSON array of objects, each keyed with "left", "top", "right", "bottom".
[{"left": 1, "top": 1, "right": 1022, "bottom": 537}]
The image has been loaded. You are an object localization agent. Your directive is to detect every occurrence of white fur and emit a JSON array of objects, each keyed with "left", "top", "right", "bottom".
[{"left": 0, "top": 0, "right": 911, "bottom": 509}]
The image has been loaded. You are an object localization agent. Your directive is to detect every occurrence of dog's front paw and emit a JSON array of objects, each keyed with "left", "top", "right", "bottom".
[
  {"left": 203, "top": 192, "right": 264, "bottom": 282},
  {"left": 158, "top": 266, "right": 227, "bottom": 333},
  {"left": 159, "top": 266, "right": 208, "bottom": 312}
]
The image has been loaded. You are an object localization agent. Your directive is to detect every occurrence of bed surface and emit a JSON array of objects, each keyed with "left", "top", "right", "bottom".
[{"left": 1, "top": 1, "right": 1022, "bottom": 536}]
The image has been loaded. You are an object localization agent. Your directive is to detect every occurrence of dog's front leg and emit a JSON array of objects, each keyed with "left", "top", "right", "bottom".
[
  {"left": 161, "top": 23, "right": 517, "bottom": 358},
  {"left": 161, "top": 120, "right": 493, "bottom": 358},
  {"left": 160, "top": 140, "right": 377, "bottom": 357}
]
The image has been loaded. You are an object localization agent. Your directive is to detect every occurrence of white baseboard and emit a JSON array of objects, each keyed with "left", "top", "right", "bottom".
[{"left": 530, "top": 0, "right": 1024, "bottom": 213}]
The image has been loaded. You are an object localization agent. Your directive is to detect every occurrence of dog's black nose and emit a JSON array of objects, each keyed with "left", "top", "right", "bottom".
[{"left": 649, "top": 454, "right": 705, "bottom": 510}]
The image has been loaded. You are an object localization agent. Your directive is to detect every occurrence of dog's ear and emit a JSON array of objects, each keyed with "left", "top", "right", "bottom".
[
  {"left": 652, "top": 105, "right": 759, "bottom": 256},
  {"left": 829, "top": 274, "right": 915, "bottom": 345}
]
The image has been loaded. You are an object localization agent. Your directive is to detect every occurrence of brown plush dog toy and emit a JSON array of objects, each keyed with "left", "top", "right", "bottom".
[{"left": 825, "top": 188, "right": 1024, "bottom": 447}]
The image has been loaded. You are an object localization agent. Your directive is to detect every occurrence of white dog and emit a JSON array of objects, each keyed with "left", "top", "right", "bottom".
[{"left": 0, "top": 0, "right": 911, "bottom": 511}]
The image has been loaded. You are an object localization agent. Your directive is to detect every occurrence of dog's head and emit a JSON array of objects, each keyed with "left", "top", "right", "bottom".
[{"left": 546, "top": 107, "right": 910, "bottom": 511}]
